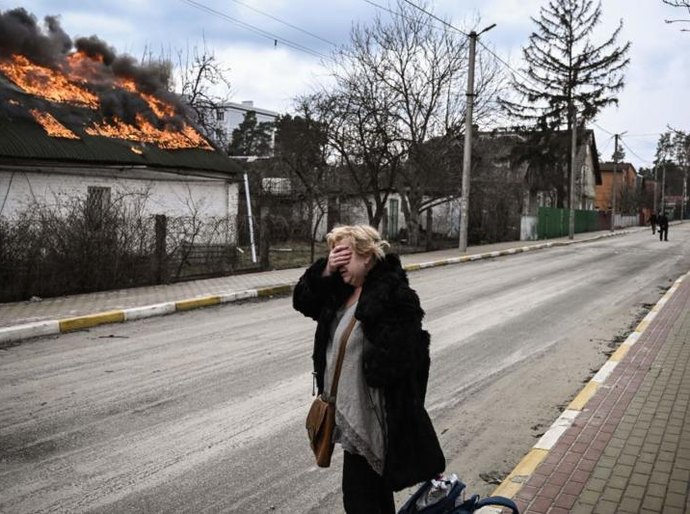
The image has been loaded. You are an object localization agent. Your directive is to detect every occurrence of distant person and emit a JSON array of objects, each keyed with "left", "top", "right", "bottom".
[
  {"left": 658, "top": 212, "right": 669, "bottom": 242},
  {"left": 649, "top": 212, "right": 657, "bottom": 235}
]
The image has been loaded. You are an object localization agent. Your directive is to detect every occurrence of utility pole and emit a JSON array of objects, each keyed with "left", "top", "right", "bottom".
[
  {"left": 609, "top": 133, "right": 626, "bottom": 231},
  {"left": 661, "top": 162, "right": 667, "bottom": 214},
  {"left": 458, "top": 23, "right": 496, "bottom": 252},
  {"left": 682, "top": 163, "right": 688, "bottom": 222},
  {"left": 568, "top": 107, "right": 577, "bottom": 240},
  {"left": 652, "top": 162, "right": 658, "bottom": 215},
  {"left": 243, "top": 164, "right": 257, "bottom": 264},
  {"left": 610, "top": 135, "right": 618, "bottom": 231}
]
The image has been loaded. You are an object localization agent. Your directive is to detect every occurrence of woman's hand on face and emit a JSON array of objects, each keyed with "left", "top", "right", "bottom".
[{"left": 324, "top": 244, "right": 352, "bottom": 276}]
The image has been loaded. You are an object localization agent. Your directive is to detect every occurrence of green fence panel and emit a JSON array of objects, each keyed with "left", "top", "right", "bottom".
[
  {"left": 537, "top": 207, "right": 599, "bottom": 239},
  {"left": 538, "top": 207, "right": 564, "bottom": 238}
]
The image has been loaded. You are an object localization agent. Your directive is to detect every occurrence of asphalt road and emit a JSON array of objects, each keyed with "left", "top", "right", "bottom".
[{"left": 1, "top": 225, "right": 689, "bottom": 513}]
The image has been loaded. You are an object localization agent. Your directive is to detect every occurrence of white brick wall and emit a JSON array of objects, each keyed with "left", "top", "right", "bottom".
[{"left": 0, "top": 167, "right": 240, "bottom": 242}]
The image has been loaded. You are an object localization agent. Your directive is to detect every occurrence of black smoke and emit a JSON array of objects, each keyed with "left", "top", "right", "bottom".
[
  {"left": 74, "top": 35, "right": 116, "bottom": 66},
  {"left": 0, "top": 7, "right": 183, "bottom": 122},
  {"left": 0, "top": 8, "right": 73, "bottom": 66}
]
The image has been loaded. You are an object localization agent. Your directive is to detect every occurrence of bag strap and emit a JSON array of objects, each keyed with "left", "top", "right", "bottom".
[
  {"left": 475, "top": 496, "right": 519, "bottom": 513},
  {"left": 455, "top": 495, "right": 520, "bottom": 513},
  {"left": 328, "top": 316, "right": 357, "bottom": 399}
]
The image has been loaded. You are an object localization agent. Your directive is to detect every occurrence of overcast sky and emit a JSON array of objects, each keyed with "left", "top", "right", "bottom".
[{"left": 4, "top": 0, "right": 689, "bottom": 170}]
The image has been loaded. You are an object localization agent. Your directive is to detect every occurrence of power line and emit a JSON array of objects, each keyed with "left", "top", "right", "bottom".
[
  {"left": 363, "top": 0, "right": 454, "bottom": 33},
  {"left": 226, "top": 0, "right": 338, "bottom": 47},
  {"left": 594, "top": 124, "right": 661, "bottom": 165},
  {"left": 592, "top": 122, "right": 615, "bottom": 136},
  {"left": 366, "top": 0, "right": 553, "bottom": 97},
  {"left": 179, "top": 0, "right": 330, "bottom": 60},
  {"left": 399, "top": 0, "right": 550, "bottom": 91},
  {"left": 476, "top": 40, "right": 540, "bottom": 91},
  {"left": 398, "top": 0, "right": 469, "bottom": 37},
  {"left": 624, "top": 132, "right": 663, "bottom": 138},
  {"left": 620, "top": 137, "right": 655, "bottom": 165},
  {"left": 598, "top": 135, "right": 614, "bottom": 156}
]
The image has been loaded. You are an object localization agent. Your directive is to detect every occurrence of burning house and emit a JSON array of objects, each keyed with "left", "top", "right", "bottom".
[
  {"left": 0, "top": 8, "right": 241, "bottom": 230},
  {"left": 0, "top": 9, "right": 246, "bottom": 299}
]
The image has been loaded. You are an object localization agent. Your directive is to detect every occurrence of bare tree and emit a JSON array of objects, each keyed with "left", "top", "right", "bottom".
[
  {"left": 273, "top": 97, "right": 331, "bottom": 261},
  {"left": 314, "top": 86, "right": 402, "bottom": 231},
  {"left": 324, "top": 0, "right": 504, "bottom": 246},
  {"left": 663, "top": 0, "right": 690, "bottom": 26},
  {"left": 173, "top": 40, "right": 232, "bottom": 145}
]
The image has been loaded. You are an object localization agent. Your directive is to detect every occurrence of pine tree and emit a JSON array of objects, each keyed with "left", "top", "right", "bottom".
[
  {"left": 228, "top": 111, "right": 274, "bottom": 157},
  {"left": 501, "top": 0, "right": 631, "bottom": 130}
]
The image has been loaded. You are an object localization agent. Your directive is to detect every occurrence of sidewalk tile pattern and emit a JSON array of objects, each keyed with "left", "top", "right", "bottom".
[{"left": 514, "top": 277, "right": 690, "bottom": 513}]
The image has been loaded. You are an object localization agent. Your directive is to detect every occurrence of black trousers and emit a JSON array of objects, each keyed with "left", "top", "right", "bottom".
[
  {"left": 659, "top": 228, "right": 668, "bottom": 241},
  {"left": 342, "top": 451, "right": 395, "bottom": 514}
]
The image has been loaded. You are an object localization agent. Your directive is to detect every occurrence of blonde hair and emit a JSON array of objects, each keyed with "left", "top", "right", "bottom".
[{"left": 326, "top": 225, "right": 390, "bottom": 261}]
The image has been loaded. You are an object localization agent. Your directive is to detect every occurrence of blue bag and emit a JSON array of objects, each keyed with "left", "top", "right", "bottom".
[{"left": 397, "top": 475, "right": 519, "bottom": 514}]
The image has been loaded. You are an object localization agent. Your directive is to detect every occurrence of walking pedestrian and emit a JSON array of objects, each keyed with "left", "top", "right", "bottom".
[
  {"left": 293, "top": 225, "right": 445, "bottom": 514},
  {"left": 658, "top": 212, "right": 669, "bottom": 241},
  {"left": 649, "top": 212, "right": 657, "bottom": 235}
]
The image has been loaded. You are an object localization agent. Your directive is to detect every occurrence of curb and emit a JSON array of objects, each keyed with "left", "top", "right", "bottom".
[
  {"left": 0, "top": 286, "right": 288, "bottom": 344},
  {"left": 482, "top": 269, "right": 690, "bottom": 512},
  {"left": 0, "top": 230, "right": 632, "bottom": 345}
]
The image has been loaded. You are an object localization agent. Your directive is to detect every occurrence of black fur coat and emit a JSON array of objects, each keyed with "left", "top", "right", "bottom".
[{"left": 293, "top": 254, "right": 445, "bottom": 491}]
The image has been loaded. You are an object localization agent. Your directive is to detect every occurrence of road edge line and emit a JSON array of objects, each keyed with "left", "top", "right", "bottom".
[{"left": 488, "top": 270, "right": 689, "bottom": 501}]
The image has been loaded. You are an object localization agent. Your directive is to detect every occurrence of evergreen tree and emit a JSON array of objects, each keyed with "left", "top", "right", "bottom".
[
  {"left": 228, "top": 111, "right": 274, "bottom": 157},
  {"left": 501, "top": 0, "right": 631, "bottom": 130}
]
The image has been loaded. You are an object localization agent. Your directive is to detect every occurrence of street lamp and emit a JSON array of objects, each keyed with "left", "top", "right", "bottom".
[{"left": 459, "top": 23, "right": 496, "bottom": 252}]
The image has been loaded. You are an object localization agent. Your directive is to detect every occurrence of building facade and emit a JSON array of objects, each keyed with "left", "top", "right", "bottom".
[
  {"left": 595, "top": 162, "right": 638, "bottom": 212},
  {"left": 212, "top": 100, "right": 280, "bottom": 156}
]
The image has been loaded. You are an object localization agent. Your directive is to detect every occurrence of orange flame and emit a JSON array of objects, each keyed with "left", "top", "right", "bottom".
[
  {"left": 1, "top": 52, "right": 213, "bottom": 151},
  {"left": 116, "top": 77, "right": 177, "bottom": 119},
  {"left": 65, "top": 51, "right": 107, "bottom": 85},
  {"left": 0, "top": 55, "right": 99, "bottom": 108},
  {"left": 30, "top": 109, "right": 80, "bottom": 139},
  {"left": 85, "top": 114, "right": 213, "bottom": 150}
]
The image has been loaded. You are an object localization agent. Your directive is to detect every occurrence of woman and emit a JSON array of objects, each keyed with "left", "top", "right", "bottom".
[{"left": 293, "top": 225, "right": 445, "bottom": 514}]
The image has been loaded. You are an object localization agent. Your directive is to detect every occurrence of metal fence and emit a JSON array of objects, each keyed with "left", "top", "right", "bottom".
[
  {"left": 0, "top": 212, "right": 259, "bottom": 302},
  {"left": 537, "top": 207, "right": 617, "bottom": 239}
]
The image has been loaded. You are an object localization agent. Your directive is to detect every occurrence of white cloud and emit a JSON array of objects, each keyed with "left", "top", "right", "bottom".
[
  {"left": 216, "top": 44, "right": 330, "bottom": 111},
  {"left": 59, "top": 12, "right": 136, "bottom": 42}
]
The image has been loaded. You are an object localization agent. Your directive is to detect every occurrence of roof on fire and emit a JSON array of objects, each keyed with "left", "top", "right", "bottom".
[
  {"left": 0, "top": 70, "right": 240, "bottom": 177},
  {"left": 0, "top": 113, "right": 242, "bottom": 177}
]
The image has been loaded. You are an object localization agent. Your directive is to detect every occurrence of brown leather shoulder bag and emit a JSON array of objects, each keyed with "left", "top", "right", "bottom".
[{"left": 305, "top": 316, "right": 357, "bottom": 467}]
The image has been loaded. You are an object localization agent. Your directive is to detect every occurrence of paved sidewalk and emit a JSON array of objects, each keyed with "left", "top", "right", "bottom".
[
  {"left": 0, "top": 229, "right": 632, "bottom": 334},
  {"left": 492, "top": 270, "right": 690, "bottom": 514}
]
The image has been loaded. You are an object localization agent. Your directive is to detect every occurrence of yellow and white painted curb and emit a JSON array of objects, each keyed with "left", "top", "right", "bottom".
[
  {"left": 0, "top": 230, "right": 633, "bottom": 345},
  {"left": 0, "top": 284, "right": 294, "bottom": 344},
  {"left": 402, "top": 230, "right": 630, "bottom": 272},
  {"left": 480, "top": 271, "right": 689, "bottom": 513}
]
